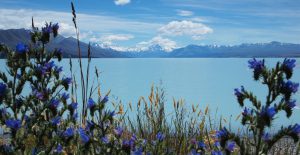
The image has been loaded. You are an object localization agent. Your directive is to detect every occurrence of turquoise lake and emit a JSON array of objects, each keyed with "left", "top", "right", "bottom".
[{"left": 1, "top": 58, "right": 300, "bottom": 130}]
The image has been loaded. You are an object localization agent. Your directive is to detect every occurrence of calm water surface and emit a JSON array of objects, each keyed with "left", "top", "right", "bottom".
[{"left": 1, "top": 58, "right": 299, "bottom": 130}]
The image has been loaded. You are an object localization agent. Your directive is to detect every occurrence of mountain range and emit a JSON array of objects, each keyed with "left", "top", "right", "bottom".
[
  {"left": 1, "top": 29, "right": 300, "bottom": 58},
  {"left": 0, "top": 29, "right": 126, "bottom": 58}
]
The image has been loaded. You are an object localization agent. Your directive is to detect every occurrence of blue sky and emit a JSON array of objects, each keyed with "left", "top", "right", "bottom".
[{"left": 0, "top": 0, "right": 300, "bottom": 51}]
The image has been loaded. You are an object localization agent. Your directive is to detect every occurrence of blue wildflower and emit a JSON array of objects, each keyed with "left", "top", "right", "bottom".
[
  {"left": 44, "top": 61, "right": 55, "bottom": 70},
  {"left": 24, "top": 114, "right": 29, "bottom": 121},
  {"left": 55, "top": 144, "right": 63, "bottom": 153},
  {"left": 33, "top": 88, "right": 50, "bottom": 101},
  {"left": 234, "top": 88, "right": 242, "bottom": 97},
  {"left": 122, "top": 139, "right": 130, "bottom": 147},
  {"left": 54, "top": 66, "right": 63, "bottom": 73},
  {"left": 5, "top": 119, "right": 21, "bottom": 130},
  {"left": 110, "top": 111, "right": 115, "bottom": 117},
  {"left": 23, "top": 115, "right": 30, "bottom": 124},
  {"left": 87, "top": 98, "right": 96, "bottom": 109},
  {"left": 0, "top": 83, "right": 6, "bottom": 97},
  {"left": 63, "top": 127, "right": 74, "bottom": 138},
  {"left": 61, "top": 93, "right": 69, "bottom": 100},
  {"left": 0, "top": 108, "right": 7, "bottom": 118},
  {"left": 49, "top": 98, "right": 60, "bottom": 110},
  {"left": 234, "top": 86, "right": 245, "bottom": 97},
  {"left": 214, "top": 141, "right": 220, "bottom": 147},
  {"left": 292, "top": 124, "right": 300, "bottom": 135},
  {"left": 262, "top": 132, "right": 270, "bottom": 141},
  {"left": 156, "top": 132, "right": 165, "bottom": 141},
  {"left": 266, "top": 107, "right": 276, "bottom": 118},
  {"left": 121, "top": 135, "right": 136, "bottom": 151},
  {"left": 34, "top": 90, "right": 44, "bottom": 100},
  {"left": 190, "top": 149, "right": 201, "bottom": 155},
  {"left": 105, "top": 110, "right": 115, "bottom": 117},
  {"left": 50, "top": 116, "right": 61, "bottom": 126},
  {"left": 86, "top": 120, "right": 95, "bottom": 131},
  {"left": 131, "top": 134, "right": 137, "bottom": 141},
  {"left": 287, "top": 100, "right": 296, "bottom": 109},
  {"left": 114, "top": 126, "right": 123, "bottom": 136},
  {"left": 78, "top": 127, "right": 89, "bottom": 143},
  {"left": 16, "top": 43, "right": 28, "bottom": 54},
  {"left": 15, "top": 97, "right": 24, "bottom": 108},
  {"left": 72, "top": 112, "right": 78, "bottom": 120},
  {"left": 216, "top": 127, "right": 228, "bottom": 138},
  {"left": 52, "top": 23, "right": 59, "bottom": 32},
  {"left": 101, "top": 96, "right": 109, "bottom": 103},
  {"left": 42, "top": 25, "right": 52, "bottom": 34},
  {"left": 242, "top": 107, "right": 252, "bottom": 116},
  {"left": 261, "top": 106, "right": 276, "bottom": 119},
  {"left": 282, "top": 81, "right": 299, "bottom": 94},
  {"left": 31, "top": 147, "right": 38, "bottom": 155},
  {"left": 56, "top": 48, "right": 62, "bottom": 55},
  {"left": 62, "top": 77, "right": 72, "bottom": 85},
  {"left": 211, "top": 151, "right": 223, "bottom": 155},
  {"left": 248, "top": 58, "right": 264, "bottom": 71},
  {"left": 226, "top": 141, "right": 235, "bottom": 152},
  {"left": 198, "top": 141, "right": 206, "bottom": 148},
  {"left": 133, "top": 147, "right": 143, "bottom": 155},
  {"left": 69, "top": 102, "right": 78, "bottom": 110},
  {"left": 283, "top": 58, "right": 296, "bottom": 70},
  {"left": 142, "top": 139, "right": 147, "bottom": 145},
  {"left": 190, "top": 138, "right": 197, "bottom": 145},
  {"left": 101, "top": 136, "right": 109, "bottom": 144},
  {"left": 35, "top": 65, "right": 47, "bottom": 76}
]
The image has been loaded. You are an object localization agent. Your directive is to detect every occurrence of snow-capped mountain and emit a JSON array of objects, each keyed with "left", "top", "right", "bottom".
[
  {"left": 1, "top": 29, "right": 300, "bottom": 58},
  {"left": 91, "top": 42, "right": 172, "bottom": 53}
]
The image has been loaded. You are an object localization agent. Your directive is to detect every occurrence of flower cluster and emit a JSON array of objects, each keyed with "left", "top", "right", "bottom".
[
  {"left": 282, "top": 58, "right": 296, "bottom": 79},
  {"left": 248, "top": 58, "right": 265, "bottom": 80},
  {"left": 0, "top": 83, "right": 6, "bottom": 100},
  {"left": 232, "top": 58, "right": 300, "bottom": 154},
  {"left": 40, "top": 22, "right": 59, "bottom": 43},
  {"left": 0, "top": 21, "right": 79, "bottom": 154},
  {"left": 281, "top": 80, "right": 299, "bottom": 100},
  {"left": 260, "top": 106, "right": 276, "bottom": 127},
  {"left": 234, "top": 86, "right": 246, "bottom": 106},
  {"left": 16, "top": 43, "right": 29, "bottom": 54}
]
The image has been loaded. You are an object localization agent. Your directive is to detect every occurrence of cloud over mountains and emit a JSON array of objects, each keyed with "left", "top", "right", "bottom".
[
  {"left": 114, "top": 0, "right": 131, "bottom": 6},
  {"left": 177, "top": 10, "right": 194, "bottom": 16},
  {"left": 158, "top": 20, "right": 213, "bottom": 40}
]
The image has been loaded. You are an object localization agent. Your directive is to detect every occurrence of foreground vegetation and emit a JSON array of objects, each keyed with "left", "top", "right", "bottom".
[{"left": 0, "top": 2, "right": 300, "bottom": 155}]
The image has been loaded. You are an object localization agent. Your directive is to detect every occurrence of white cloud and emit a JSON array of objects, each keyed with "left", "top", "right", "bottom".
[
  {"left": 58, "top": 23, "right": 76, "bottom": 37},
  {"left": 90, "top": 34, "right": 134, "bottom": 47},
  {"left": 158, "top": 20, "right": 213, "bottom": 40},
  {"left": 0, "top": 9, "right": 76, "bottom": 37},
  {"left": 101, "top": 34, "right": 134, "bottom": 42},
  {"left": 114, "top": 0, "right": 131, "bottom": 6},
  {"left": 177, "top": 10, "right": 194, "bottom": 16},
  {"left": 190, "top": 17, "right": 206, "bottom": 22}
]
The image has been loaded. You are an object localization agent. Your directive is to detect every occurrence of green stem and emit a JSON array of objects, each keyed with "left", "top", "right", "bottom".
[
  {"left": 12, "top": 68, "right": 17, "bottom": 119},
  {"left": 256, "top": 128, "right": 263, "bottom": 155}
]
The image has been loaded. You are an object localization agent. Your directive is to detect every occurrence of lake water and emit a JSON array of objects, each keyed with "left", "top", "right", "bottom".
[{"left": 1, "top": 58, "right": 300, "bottom": 130}]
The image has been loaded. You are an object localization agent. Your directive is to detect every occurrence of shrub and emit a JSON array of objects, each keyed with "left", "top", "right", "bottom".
[
  {"left": 216, "top": 58, "right": 300, "bottom": 155},
  {"left": 0, "top": 20, "right": 75, "bottom": 154}
]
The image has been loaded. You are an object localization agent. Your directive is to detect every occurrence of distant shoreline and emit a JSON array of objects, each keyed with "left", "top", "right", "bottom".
[{"left": 1, "top": 56, "right": 300, "bottom": 59}]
